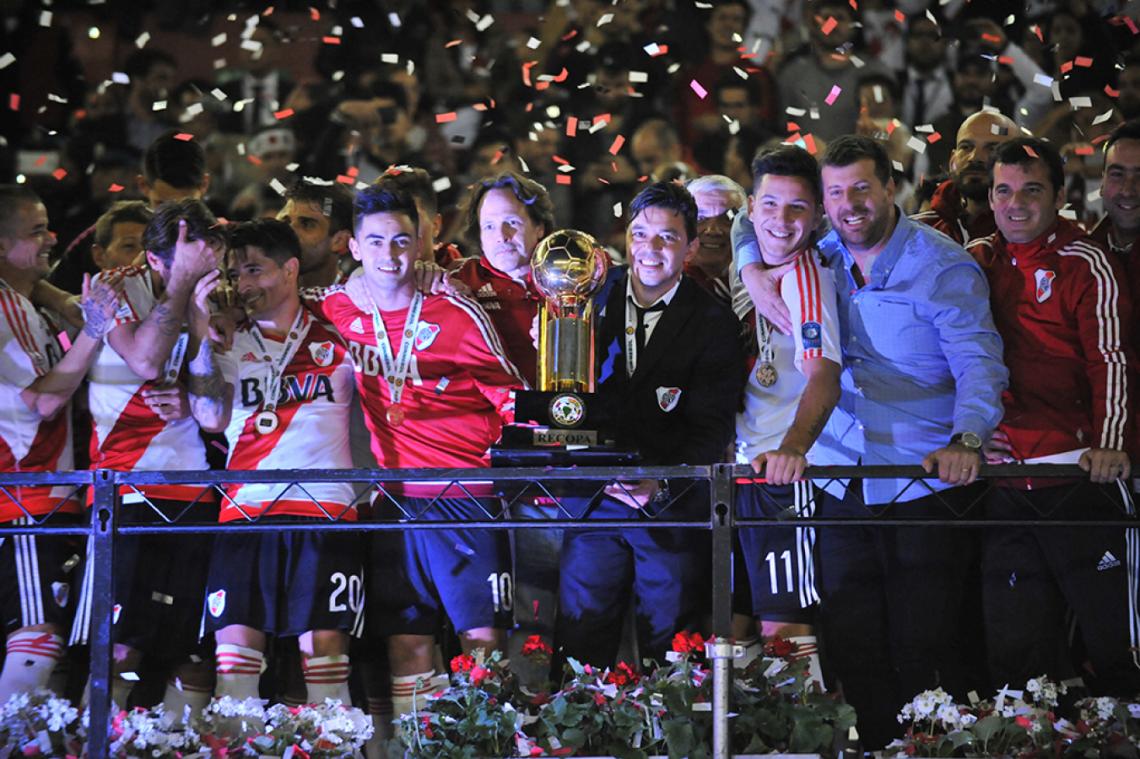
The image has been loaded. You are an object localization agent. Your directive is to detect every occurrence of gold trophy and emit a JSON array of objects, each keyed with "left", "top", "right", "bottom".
[{"left": 495, "top": 230, "right": 632, "bottom": 462}]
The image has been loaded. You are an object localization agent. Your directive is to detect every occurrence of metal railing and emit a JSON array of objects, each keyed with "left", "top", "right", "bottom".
[{"left": 1, "top": 463, "right": 1133, "bottom": 758}]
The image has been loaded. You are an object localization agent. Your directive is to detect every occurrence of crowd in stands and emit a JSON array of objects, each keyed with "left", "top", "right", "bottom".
[{"left": 3, "top": 0, "right": 1140, "bottom": 754}]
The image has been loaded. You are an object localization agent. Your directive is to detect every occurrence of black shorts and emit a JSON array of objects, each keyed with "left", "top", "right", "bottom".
[
  {"left": 70, "top": 501, "right": 215, "bottom": 659},
  {"left": 202, "top": 519, "right": 365, "bottom": 638},
  {"left": 736, "top": 481, "right": 819, "bottom": 624},
  {"left": 0, "top": 516, "right": 82, "bottom": 636},
  {"left": 368, "top": 496, "right": 512, "bottom": 636}
]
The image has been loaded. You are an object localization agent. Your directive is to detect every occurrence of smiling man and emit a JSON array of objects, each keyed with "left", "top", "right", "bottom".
[
  {"left": 1091, "top": 120, "right": 1140, "bottom": 341},
  {"left": 555, "top": 181, "right": 745, "bottom": 668},
  {"left": 967, "top": 136, "right": 1140, "bottom": 697},
  {"left": 303, "top": 186, "right": 524, "bottom": 720},
  {"left": 684, "top": 174, "right": 745, "bottom": 305}
]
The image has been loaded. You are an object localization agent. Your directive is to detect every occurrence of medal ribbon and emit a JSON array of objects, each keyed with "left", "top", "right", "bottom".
[
  {"left": 755, "top": 316, "right": 775, "bottom": 366},
  {"left": 369, "top": 290, "right": 423, "bottom": 406},
  {"left": 247, "top": 307, "right": 311, "bottom": 412},
  {"left": 624, "top": 297, "right": 666, "bottom": 378}
]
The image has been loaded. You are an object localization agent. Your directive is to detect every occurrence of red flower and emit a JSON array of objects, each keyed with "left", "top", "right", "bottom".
[
  {"left": 671, "top": 631, "right": 706, "bottom": 654},
  {"left": 522, "top": 635, "right": 554, "bottom": 657},
  {"left": 594, "top": 692, "right": 607, "bottom": 706},
  {"left": 763, "top": 637, "right": 797, "bottom": 658},
  {"left": 421, "top": 714, "right": 435, "bottom": 739},
  {"left": 471, "top": 665, "right": 492, "bottom": 685},
  {"left": 450, "top": 654, "right": 475, "bottom": 673},
  {"left": 605, "top": 661, "right": 640, "bottom": 686}
]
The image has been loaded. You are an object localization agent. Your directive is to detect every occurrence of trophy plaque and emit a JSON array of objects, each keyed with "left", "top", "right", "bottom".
[{"left": 493, "top": 229, "right": 636, "bottom": 465}]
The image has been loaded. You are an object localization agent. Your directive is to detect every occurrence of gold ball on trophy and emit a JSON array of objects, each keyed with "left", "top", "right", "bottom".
[{"left": 531, "top": 229, "right": 610, "bottom": 301}]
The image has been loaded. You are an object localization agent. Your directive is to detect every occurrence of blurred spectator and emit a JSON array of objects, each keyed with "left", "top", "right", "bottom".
[
  {"left": 693, "top": 73, "right": 777, "bottom": 174},
  {"left": 1117, "top": 54, "right": 1140, "bottom": 121},
  {"left": 216, "top": 18, "right": 295, "bottom": 135},
  {"left": 71, "top": 49, "right": 178, "bottom": 157},
  {"left": 91, "top": 201, "right": 153, "bottom": 271},
  {"left": 899, "top": 13, "right": 951, "bottom": 128},
  {"left": 925, "top": 56, "right": 1001, "bottom": 176},
  {"left": 684, "top": 174, "right": 746, "bottom": 304},
  {"left": 229, "top": 126, "right": 297, "bottom": 220}
]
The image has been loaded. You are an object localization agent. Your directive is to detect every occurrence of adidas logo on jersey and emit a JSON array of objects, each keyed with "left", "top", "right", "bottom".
[
  {"left": 477, "top": 283, "right": 496, "bottom": 298},
  {"left": 1097, "top": 551, "right": 1121, "bottom": 571},
  {"left": 350, "top": 317, "right": 365, "bottom": 334},
  {"left": 241, "top": 352, "right": 258, "bottom": 362}
]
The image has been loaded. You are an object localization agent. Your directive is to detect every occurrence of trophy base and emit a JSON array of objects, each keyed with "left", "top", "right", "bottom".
[{"left": 495, "top": 390, "right": 639, "bottom": 466}]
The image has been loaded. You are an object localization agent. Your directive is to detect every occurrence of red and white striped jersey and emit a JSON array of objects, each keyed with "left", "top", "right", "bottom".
[
  {"left": 0, "top": 281, "right": 78, "bottom": 520},
  {"left": 216, "top": 316, "right": 357, "bottom": 522},
  {"left": 88, "top": 265, "right": 207, "bottom": 502},
  {"left": 304, "top": 287, "right": 524, "bottom": 497},
  {"left": 968, "top": 220, "right": 1136, "bottom": 474}
]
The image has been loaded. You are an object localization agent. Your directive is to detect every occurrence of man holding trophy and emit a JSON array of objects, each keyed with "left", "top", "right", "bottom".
[{"left": 548, "top": 181, "right": 746, "bottom": 667}]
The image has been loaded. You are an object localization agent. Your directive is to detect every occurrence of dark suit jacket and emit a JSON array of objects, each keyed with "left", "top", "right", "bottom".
[{"left": 596, "top": 270, "right": 745, "bottom": 468}]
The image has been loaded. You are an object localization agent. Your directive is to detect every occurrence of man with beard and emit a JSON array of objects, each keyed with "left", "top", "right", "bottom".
[
  {"left": 684, "top": 175, "right": 746, "bottom": 306},
  {"left": 911, "top": 111, "right": 1020, "bottom": 245},
  {"left": 276, "top": 179, "right": 354, "bottom": 289}
]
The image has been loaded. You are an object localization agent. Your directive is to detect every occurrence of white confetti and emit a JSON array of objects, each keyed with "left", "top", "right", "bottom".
[
  {"left": 241, "top": 39, "right": 263, "bottom": 53},
  {"left": 643, "top": 42, "right": 662, "bottom": 56},
  {"left": 465, "top": 8, "right": 481, "bottom": 23},
  {"left": 432, "top": 176, "right": 451, "bottom": 193},
  {"left": 0, "top": 53, "right": 15, "bottom": 70},
  {"left": 613, "top": 202, "right": 623, "bottom": 217},
  {"left": 388, "top": 12, "right": 400, "bottom": 28},
  {"left": 1069, "top": 96, "right": 1092, "bottom": 109},
  {"left": 785, "top": 106, "right": 807, "bottom": 117},
  {"left": 381, "top": 53, "right": 399, "bottom": 63},
  {"left": 111, "top": 72, "right": 130, "bottom": 85},
  {"left": 476, "top": 14, "right": 494, "bottom": 31},
  {"left": 152, "top": 99, "right": 167, "bottom": 111},
  {"left": 629, "top": 71, "right": 648, "bottom": 83},
  {"left": 850, "top": 54, "right": 864, "bottom": 68},
  {"left": 1092, "top": 108, "right": 1116, "bottom": 126},
  {"left": 212, "top": 33, "right": 227, "bottom": 47},
  {"left": 331, "top": 25, "right": 343, "bottom": 36},
  {"left": 39, "top": 10, "right": 51, "bottom": 26},
  {"left": 597, "top": 12, "right": 614, "bottom": 26},
  {"left": 351, "top": 16, "right": 364, "bottom": 28},
  {"left": 135, "top": 31, "right": 150, "bottom": 48},
  {"left": 906, "top": 136, "right": 927, "bottom": 154},
  {"left": 527, "top": 37, "right": 541, "bottom": 49},
  {"left": 211, "top": 88, "right": 228, "bottom": 101},
  {"left": 732, "top": 66, "right": 748, "bottom": 80},
  {"left": 270, "top": 178, "right": 288, "bottom": 196},
  {"left": 285, "top": 162, "right": 299, "bottom": 172},
  {"left": 1034, "top": 72, "right": 1055, "bottom": 87},
  {"left": 1087, "top": 188, "right": 1101, "bottom": 203},
  {"left": 667, "top": 62, "right": 681, "bottom": 74},
  {"left": 1059, "top": 207, "right": 1078, "bottom": 220},
  {"left": 914, "top": 123, "right": 934, "bottom": 133}
]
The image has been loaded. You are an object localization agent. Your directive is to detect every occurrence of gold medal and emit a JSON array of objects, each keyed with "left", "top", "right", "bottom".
[
  {"left": 756, "top": 362, "right": 778, "bottom": 388},
  {"left": 386, "top": 404, "right": 406, "bottom": 427},
  {"left": 255, "top": 410, "right": 280, "bottom": 434}
]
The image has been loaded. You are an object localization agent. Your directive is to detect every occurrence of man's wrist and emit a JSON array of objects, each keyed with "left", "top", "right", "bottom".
[{"left": 949, "top": 432, "right": 982, "bottom": 450}]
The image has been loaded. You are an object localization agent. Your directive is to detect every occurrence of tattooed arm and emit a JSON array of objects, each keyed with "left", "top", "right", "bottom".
[
  {"left": 186, "top": 270, "right": 233, "bottom": 433},
  {"left": 21, "top": 272, "right": 125, "bottom": 420}
]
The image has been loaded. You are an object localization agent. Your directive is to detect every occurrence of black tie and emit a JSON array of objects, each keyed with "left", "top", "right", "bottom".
[
  {"left": 634, "top": 301, "right": 668, "bottom": 355},
  {"left": 913, "top": 77, "right": 928, "bottom": 126}
]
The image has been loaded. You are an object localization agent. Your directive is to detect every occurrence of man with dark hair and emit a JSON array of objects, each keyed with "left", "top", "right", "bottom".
[
  {"left": 911, "top": 110, "right": 1020, "bottom": 244},
  {"left": 91, "top": 201, "right": 152, "bottom": 272},
  {"left": 185, "top": 219, "right": 362, "bottom": 705},
  {"left": 0, "top": 185, "right": 121, "bottom": 702},
  {"left": 372, "top": 166, "right": 462, "bottom": 269},
  {"left": 1117, "top": 55, "right": 1140, "bottom": 122},
  {"left": 728, "top": 146, "right": 841, "bottom": 682},
  {"left": 900, "top": 12, "right": 951, "bottom": 127},
  {"left": 1091, "top": 120, "right": 1140, "bottom": 293},
  {"left": 736, "top": 135, "right": 1007, "bottom": 747},
  {"left": 555, "top": 181, "right": 745, "bottom": 667},
  {"left": 276, "top": 179, "right": 354, "bottom": 288},
  {"left": 968, "top": 136, "right": 1140, "bottom": 696},
  {"left": 71, "top": 198, "right": 224, "bottom": 715},
  {"left": 303, "top": 185, "right": 523, "bottom": 720}
]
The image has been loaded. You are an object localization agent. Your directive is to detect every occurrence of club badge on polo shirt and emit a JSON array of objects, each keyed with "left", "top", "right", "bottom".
[
  {"left": 656, "top": 386, "right": 682, "bottom": 412},
  {"left": 414, "top": 322, "right": 441, "bottom": 351},
  {"left": 1035, "top": 269, "right": 1056, "bottom": 303},
  {"left": 309, "top": 341, "right": 335, "bottom": 367},
  {"left": 208, "top": 589, "right": 226, "bottom": 618},
  {"left": 802, "top": 321, "right": 822, "bottom": 349}
]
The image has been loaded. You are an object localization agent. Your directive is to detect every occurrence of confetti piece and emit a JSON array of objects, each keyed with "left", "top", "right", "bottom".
[
  {"left": 1075, "top": 56, "right": 1093, "bottom": 68},
  {"left": 1033, "top": 73, "right": 1054, "bottom": 87},
  {"left": 1060, "top": 61, "right": 1073, "bottom": 74},
  {"left": 135, "top": 32, "right": 150, "bottom": 48},
  {"left": 690, "top": 80, "right": 708, "bottom": 99},
  {"left": 174, "top": 133, "right": 194, "bottom": 141},
  {"left": 551, "top": 68, "right": 569, "bottom": 83},
  {"left": 613, "top": 202, "right": 622, "bottom": 217},
  {"left": 521, "top": 61, "right": 537, "bottom": 87},
  {"left": 629, "top": 71, "right": 648, "bottom": 84},
  {"left": 786, "top": 106, "right": 807, "bottom": 117},
  {"left": 335, "top": 174, "right": 354, "bottom": 184},
  {"left": 1092, "top": 108, "right": 1116, "bottom": 125},
  {"left": 112, "top": 72, "right": 130, "bottom": 85},
  {"left": 566, "top": 117, "right": 578, "bottom": 136},
  {"left": 555, "top": 174, "right": 571, "bottom": 185},
  {"left": 475, "top": 14, "right": 494, "bottom": 31},
  {"left": 240, "top": 39, "right": 262, "bottom": 52},
  {"left": 52, "top": 167, "right": 67, "bottom": 180},
  {"left": 824, "top": 85, "right": 842, "bottom": 106},
  {"left": 274, "top": 108, "right": 294, "bottom": 120},
  {"left": 211, "top": 33, "right": 227, "bottom": 46},
  {"left": 609, "top": 135, "right": 625, "bottom": 155},
  {"left": 270, "top": 177, "right": 287, "bottom": 195},
  {"left": 527, "top": 37, "right": 541, "bottom": 49},
  {"left": 388, "top": 12, "right": 400, "bottom": 27},
  {"left": 1074, "top": 145, "right": 1094, "bottom": 156},
  {"left": 927, "top": 132, "right": 941, "bottom": 144},
  {"left": 57, "top": 331, "right": 71, "bottom": 351},
  {"left": 152, "top": 100, "right": 167, "bottom": 111},
  {"left": 435, "top": 111, "right": 458, "bottom": 123},
  {"left": 893, "top": 9, "right": 905, "bottom": 23},
  {"left": 1087, "top": 188, "right": 1101, "bottom": 203},
  {"left": 804, "top": 134, "right": 818, "bottom": 154},
  {"left": 822, "top": 16, "right": 837, "bottom": 34},
  {"left": 1069, "top": 96, "right": 1092, "bottom": 109},
  {"left": 0, "top": 53, "right": 14, "bottom": 70},
  {"left": 432, "top": 177, "right": 451, "bottom": 193},
  {"left": 247, "top": 154, "right": 263, "bottom": 166},
  {"left": 108, "top": 183, "right": 124, "bottom": 193},
  {"left": 350, "top": 16, "right": 364, "bottom": 28},
  {"left": 1126, "top": 16, "right": 1139, "bottom": 35},
  {"left": 905, "top": 136, "right": 927, "bottom": 154},
  {"left": 1106, "top": 85, "right": 1120, "bottom": 98},
  {"left": 8, "top": 94, "right": 19, "bottom": 110},
  {"left": 1060, "top": 208, "right": 1078, "bottom": 220},
  {"left": 309, "top": 6, "right": 320, "bottom": 20},
  {"left": 597, "top": 12, "right": 613, "bottom": 26},
  {"left": 210, "top": 440, "right": 229, "bottom": 455},
  {"left": 381, "top": 53, "right": 399, "bottom": 64},
  {"left": 552, "top": 154, "right": 569, "bottom": 165},
  {"left": 1023, "top": 145, "right": 1039, "bottom": 159},
  {"left": 39, "top": 10, "right": 51, "bottom": 26},
  {"left": 322, "top": 36, "right": 341, "bottom": 45},
  {"left": 981, "top": 33, "right": 1001, "bottom": 44}
]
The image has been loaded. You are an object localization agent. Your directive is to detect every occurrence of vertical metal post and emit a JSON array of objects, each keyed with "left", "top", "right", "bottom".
[
  {"left": 710, "top": 463, "right": 736, "bottom": 759},
  {"left": 88, "top": 469, "right": 116, "bottom": 759}
]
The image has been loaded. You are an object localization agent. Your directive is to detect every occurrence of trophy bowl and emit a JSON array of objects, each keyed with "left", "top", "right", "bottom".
[{"left": 531, "top": 229, "right": 610, "bottom": 302}]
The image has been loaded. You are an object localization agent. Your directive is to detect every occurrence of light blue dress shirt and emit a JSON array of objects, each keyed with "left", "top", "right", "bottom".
[{"left": 734, "top": 209, "right": 1008, "bottom": 504}]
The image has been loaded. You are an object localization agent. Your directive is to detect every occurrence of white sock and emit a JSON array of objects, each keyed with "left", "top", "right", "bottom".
[
  {"left": 0, "top": 632, "right": 63, "bottom": 703},
  {"left": 788, "top": 635, "right": 825, "bottom": 690},
  {"left": 734, "top": 637, "right": 761, "bottom": 670},
  {"left": 303, "top": 654, "right": 352, "bottom": 705},
  {"left": 215, "top": 644, "right": 264, "bottom": 701},
  {"left": 390, "top": 670, "right": 435, "bottom": 719},
  {"left": 162, "top": 676, "right": 213, "bottom": 722}
]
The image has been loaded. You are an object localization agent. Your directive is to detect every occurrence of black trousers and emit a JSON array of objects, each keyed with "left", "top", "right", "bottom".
[
  {"left": 814, "top": 481, "right": 984, "bottom": 751},
  {"left": 983, "top": 481, "right": 1140, "bottom": 695}
]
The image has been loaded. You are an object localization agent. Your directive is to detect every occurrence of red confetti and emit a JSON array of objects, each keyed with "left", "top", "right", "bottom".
[
  {"left": 566, "top": 116, "right": 578, "bottom": 137},
  {"left": 893, "top": 9, "right": 904, "bottom": 23},
  {"left": 347, "top": 166, "right": 360, "bottom": 178},
  {"left": 927, "top": 132, "right": 941, "bottom": 144},
  {"left": 322, "top": 36, "right": 341, "bottom": 45},
  {"left": 309, "top": 6, "right": 320, "bottom": 20},
  {"left": 1127, "top": 16, "right": 1139, "bottom": 35},
  {"left": 551, "top": 68, "right": 569, "bottom": 83},
  {"left": 1075, "top": 145, "right": 1094, "bottom": 156},
  {"left": 335, "top": 174, "right": 354, "bottom": 184},
  {"left": 57, "top": 331, "right": 71, "bottom": 351},
  {"left": 555, "top": 174, "right": 571, "bottom": 185},
  {"left": 8, "top": 94, "right": 19, "bottom": 111},
  {"left": 1024, "top": 145, "right": 1039, "bottom": 159},
  {"left": 108, "top": 183, "right": 125, "bottom": 193},
  {"left": 445, "top": 39, "right": 462, "bottom": 48},
  {"left": 521, "top": 61, "right": 537, "bottom": 87},
  {"left": 998, "top": 56, "right": 1013, "bottom": 65},
  {"left": 594, "top": 113, "right": 612, "bottom": 125},
  {"left": 210, "top": 440, "right": 229, "bottom": 455},
  {"left": 1075, "top": 56, "right": 1093, "bottom": 68},
  {"left": 247, "top": 155, "right": 263, "bottom": 166},
  {"left": 824, "top": 85, "right": 842, "bottom": 106},
  {"left": 848, "top": 0, "right": 857, "bottom": 9},
  {"left": 786, "top": 121, "right": 801, "bottom": 132},
  {"left": 173, "top": 133, "right": 194, "bottom": 141},
  {"left": 52, "top": 167, "right": 67, "bottom": 180},
  {"left": 1106, "top": 84, "right": 1120, "bottom": 98},
  {"left": 647, "top": 43, "right": 669, "bottom": 57},
  {"left": 1031, "top": 24, "right": 1044, "bottom": 42},
  {"left": 804, "top": 134, "right": 818, "bottom": 155},
  {"left": 1060, "top": 60, "right": 1073, "bottom": 74},
  {"left": 552, "top": 155, "right": 569, "bottom": 165},
  {"left": 560, "top": 28, "right": 578, "bottom": 42},
  {"left": 264, "top": 6, "right": 274, "bottom": 15},
  {"left": 822, "top": 16, "right": 838, "bottom": 34},
  {"left": 74, "top": 109, "right": 87, "bottom": 120},
  {"left": 609, "top": 135, "right": 625, "bottom": 155},
  {"left": 273, "top": 108, "right": 294, "bottom": 120},
  {"left": 435, "top": 112, "right": 458, "bottom": 123},
  {"left": 981, "top": 33, "right": 1002, "bottom": 44}
]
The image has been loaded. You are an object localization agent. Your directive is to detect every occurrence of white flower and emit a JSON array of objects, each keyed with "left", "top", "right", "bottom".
[{"left": 1094, "top": 696, "right": 1117, "bottom": 722}]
